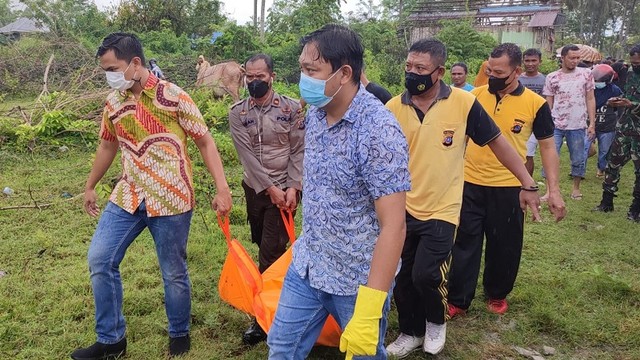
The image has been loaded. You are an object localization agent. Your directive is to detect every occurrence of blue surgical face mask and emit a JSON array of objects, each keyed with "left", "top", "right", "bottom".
[
  {"left": 298, "top": 69, "right": 343, "bottom": 108},
  {"left": 594, "top": 82, "right": 607, "bottom": 89}
]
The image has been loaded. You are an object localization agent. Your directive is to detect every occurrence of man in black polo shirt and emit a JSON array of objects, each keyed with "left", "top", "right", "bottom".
[{"left": 448, "top": 43, "right": 566, "bottom": 320}]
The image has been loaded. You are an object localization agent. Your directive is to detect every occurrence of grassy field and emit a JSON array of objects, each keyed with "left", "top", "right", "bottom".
[{"left": 0, "top": 142, "right": 639, "bottom": 360}]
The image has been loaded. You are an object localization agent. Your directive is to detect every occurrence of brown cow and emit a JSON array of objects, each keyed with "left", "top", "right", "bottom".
[{"left": 196, "top": 55, "right": 245, "bottom": 102}]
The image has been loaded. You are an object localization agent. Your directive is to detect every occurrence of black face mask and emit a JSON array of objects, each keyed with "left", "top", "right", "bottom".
[
  {"left": 248, "top": 79, "right": 270, "bottom": 98},
  {"left": 488, "top": 70, "right": 515, "bottom": 93},
  {"left": 405, "top": 68, "right": 439, "bottom": 96},
  {"left": 632, "top": 65, "right": 640, "bottom": 74}
]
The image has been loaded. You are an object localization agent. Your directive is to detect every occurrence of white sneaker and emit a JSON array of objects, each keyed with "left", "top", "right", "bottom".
[
  {"left": 423, "top": 321, "right": 446, "bottom": 355},
  {"left": 386, "top": 333, "right": 425, "bottom": 358}
]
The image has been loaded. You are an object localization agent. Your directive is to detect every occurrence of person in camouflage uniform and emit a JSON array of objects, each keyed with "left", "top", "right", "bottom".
[{"left": 594, "top": 44, "right": 640, "bottom": 222}]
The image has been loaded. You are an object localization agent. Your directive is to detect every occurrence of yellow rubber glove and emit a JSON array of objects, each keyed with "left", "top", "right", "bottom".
[{"left": 339, "top": 285, "right": 388, "bottom": 360}]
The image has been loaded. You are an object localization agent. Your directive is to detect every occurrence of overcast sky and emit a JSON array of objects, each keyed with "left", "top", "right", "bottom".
[{"left": 92, "top": 0, "right": 361, "bottom": 25}]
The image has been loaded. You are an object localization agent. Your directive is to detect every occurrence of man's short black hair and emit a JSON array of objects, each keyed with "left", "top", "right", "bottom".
[
  {"left": 300, "top": 24, "right": 363, "bottom": 85},
  {"left": 451, "top": 62, "right": 468, "bottom": 74},
  {"left": 630, "top": 45, "right": 640, "bottom": 57},
  {"left": 561, "top": 44, "right": 580, "bottom": 57},
  {"left": 491, "top": 43, "right": 522, "bottom": 68},
  {"left": 408, "top": 38, "right": 447, "bottom": 67},
  {"left": 523, "top": 48, "right": 542, "bottom": 60},
  {"left": 96, "top": 32, "right": 145, "bottom": 65},
  {"left": 246, "top": 54, "right": 274, "bottom": 72}
]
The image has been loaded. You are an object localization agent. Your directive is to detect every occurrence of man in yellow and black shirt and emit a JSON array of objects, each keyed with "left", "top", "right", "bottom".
[
  {"left": 385, "top": 39, "right": 542, "bottom": 357},
  {"left": 448, "top": 43, "right": 567, "bottom": 319}
]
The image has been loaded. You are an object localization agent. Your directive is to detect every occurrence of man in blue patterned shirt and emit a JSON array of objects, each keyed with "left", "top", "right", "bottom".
[{"left": 267, "top": 24, "right": 411, "bottom": 360}]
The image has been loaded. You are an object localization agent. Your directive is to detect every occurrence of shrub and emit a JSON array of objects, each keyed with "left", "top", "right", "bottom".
[{"left": 0, "top": 109, "right": 98, "bottom": 151}]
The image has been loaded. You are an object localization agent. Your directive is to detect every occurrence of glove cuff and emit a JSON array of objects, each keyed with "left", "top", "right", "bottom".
[{"left": 353, "top": 285, "right": 388, "bottom": 318}]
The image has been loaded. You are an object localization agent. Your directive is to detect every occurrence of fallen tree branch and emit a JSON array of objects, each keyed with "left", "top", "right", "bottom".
[
  {"left": 28, "top": 185, "right": 42, "bottom": 210},
  {"left": 0, "top": 203, "right": 53, "bottom": 210},
  {"left": 0, "top": 192, "right": 84, "bottom": 211}
]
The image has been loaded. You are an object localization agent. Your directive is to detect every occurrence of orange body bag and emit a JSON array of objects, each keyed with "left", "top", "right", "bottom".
[{"left": 217, "top": 211, "right": 341, "bottom": 347}]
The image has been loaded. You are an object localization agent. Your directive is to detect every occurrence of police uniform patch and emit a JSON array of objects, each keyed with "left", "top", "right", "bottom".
[
  {"left": 511, "top": 119, "right": 525, "bottom": 134},
  {"left": 276, "top": 115, "right": 288, "bottom": 122},
  {"left": 242, "top": 118, "right": 256, "bottom": 127},
  {"left": 442, "top": 130, "right": 454, "bottom": 146}
]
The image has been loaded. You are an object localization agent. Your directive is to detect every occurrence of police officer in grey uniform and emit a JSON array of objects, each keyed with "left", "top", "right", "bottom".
[{"left": 228, "top": 53, "right": 305, "bottom": 344}]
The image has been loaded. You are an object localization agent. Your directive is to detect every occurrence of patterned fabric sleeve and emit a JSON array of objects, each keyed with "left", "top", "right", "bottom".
[
  {"left": 542, "top": 73, "right": 555, "bottom": 97},
  {"left": 585, "top": 71, "right": 595, "bottom": 92},
  {"left": 176, "top": 89, "right": 209, "bottom": 139},
  {"left": 361, "top": 110, "right": 411, "bottom": 200},
  {"left": 99, "top": 107, "right": 117, "bottom": 142}
]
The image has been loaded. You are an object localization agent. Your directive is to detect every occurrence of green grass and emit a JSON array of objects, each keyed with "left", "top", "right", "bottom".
[{"left": 0, "top": 143, "right": 639, "bottom": 359}]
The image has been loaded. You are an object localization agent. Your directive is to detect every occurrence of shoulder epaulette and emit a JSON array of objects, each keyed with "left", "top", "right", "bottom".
[{"left": 230, "top": 99, "right": 247, "bottom": 110}]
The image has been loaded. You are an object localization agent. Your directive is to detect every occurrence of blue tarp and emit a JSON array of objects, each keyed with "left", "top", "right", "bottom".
[{"left": 210, "top": 31, "right": 224, "bottom": 44}]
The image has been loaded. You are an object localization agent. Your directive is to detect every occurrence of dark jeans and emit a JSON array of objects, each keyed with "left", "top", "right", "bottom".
[
  {"left": 393, "top": 214, "right": 456, "bottom": 336},
  {"left": 242, "top": 181, "right": 292, "bottom": 272},
  {"left": 448, "top": 182, "right": 524, "bottom": 310}
]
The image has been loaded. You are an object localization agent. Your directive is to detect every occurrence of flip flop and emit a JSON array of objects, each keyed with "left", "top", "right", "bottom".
[{"left": 571, "top": 193, "right": 583, "bottom": 200}]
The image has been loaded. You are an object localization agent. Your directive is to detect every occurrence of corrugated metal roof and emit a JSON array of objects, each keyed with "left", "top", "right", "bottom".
[
  {"left": 477, "top": 5, "right": 560, "bottom": 14},
  {"left": 408, "top": 11, "right": 475, "bottom": 21},
  {"left": 528, "top": 11, "right": 560, "bottom": 27},
  {"left": 0, "top": 17, "right": 49, "bottom": 34}
]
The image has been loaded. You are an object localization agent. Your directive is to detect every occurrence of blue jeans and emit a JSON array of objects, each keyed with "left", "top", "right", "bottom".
[
  {"left": 88, "top": 201, "right": 193, "bottom": 344},
  {"left": 584, "top": 131, "right": 616, "bottom": 171},
  {"left": 543, "top": 128, "right": 586, "bottom": 178},
  {"left": 267, "top": 266, "right": 391, "bottom": 360}
]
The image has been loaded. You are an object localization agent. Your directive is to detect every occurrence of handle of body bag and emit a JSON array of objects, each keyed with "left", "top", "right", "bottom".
[{"left": 279, "top": 209, "right": 295, "bottom": 245}]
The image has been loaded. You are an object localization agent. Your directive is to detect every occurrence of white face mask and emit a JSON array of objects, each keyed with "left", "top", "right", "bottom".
[{"left": 105, "top": 63, "right": 135, "bottom": 92}]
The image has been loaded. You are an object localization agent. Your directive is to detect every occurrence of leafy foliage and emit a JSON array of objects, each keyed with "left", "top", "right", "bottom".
[
  {"left": 0, "top": 0, "right": 16, "bottom": 27},
  {"left": 190, "top": 88, "right": 236, "bottom": 131},
  {"left": 205, "top": 22, "right": 262, "bottom": 63},
  {"left": 267, "top": 0, "right": 342, "bottom": 36},
  {"left": 436, "top": 20, "right": 497, "bottom": 66},
  {"left": 1, "top": 109, "right": 98, "bottom": 151},
  {"left": 109, "top": 0, "right": 224, "bottom": 37},
  {"left": 21, "top": 0, "right": 114, "bottom": 44},
  {"left": 563, "top": 0, "right": 640, "bottom": 57},
  {"left": 351, "top": 19, "right": 406, "bottom": 89}
]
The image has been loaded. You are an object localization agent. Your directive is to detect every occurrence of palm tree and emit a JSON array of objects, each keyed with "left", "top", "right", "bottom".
[
  {"left": 253, "top": 0, "right": 258, "bottom": 28},
  {"left": 260, "top": 0, "right": 266, "bottom": 39}
]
